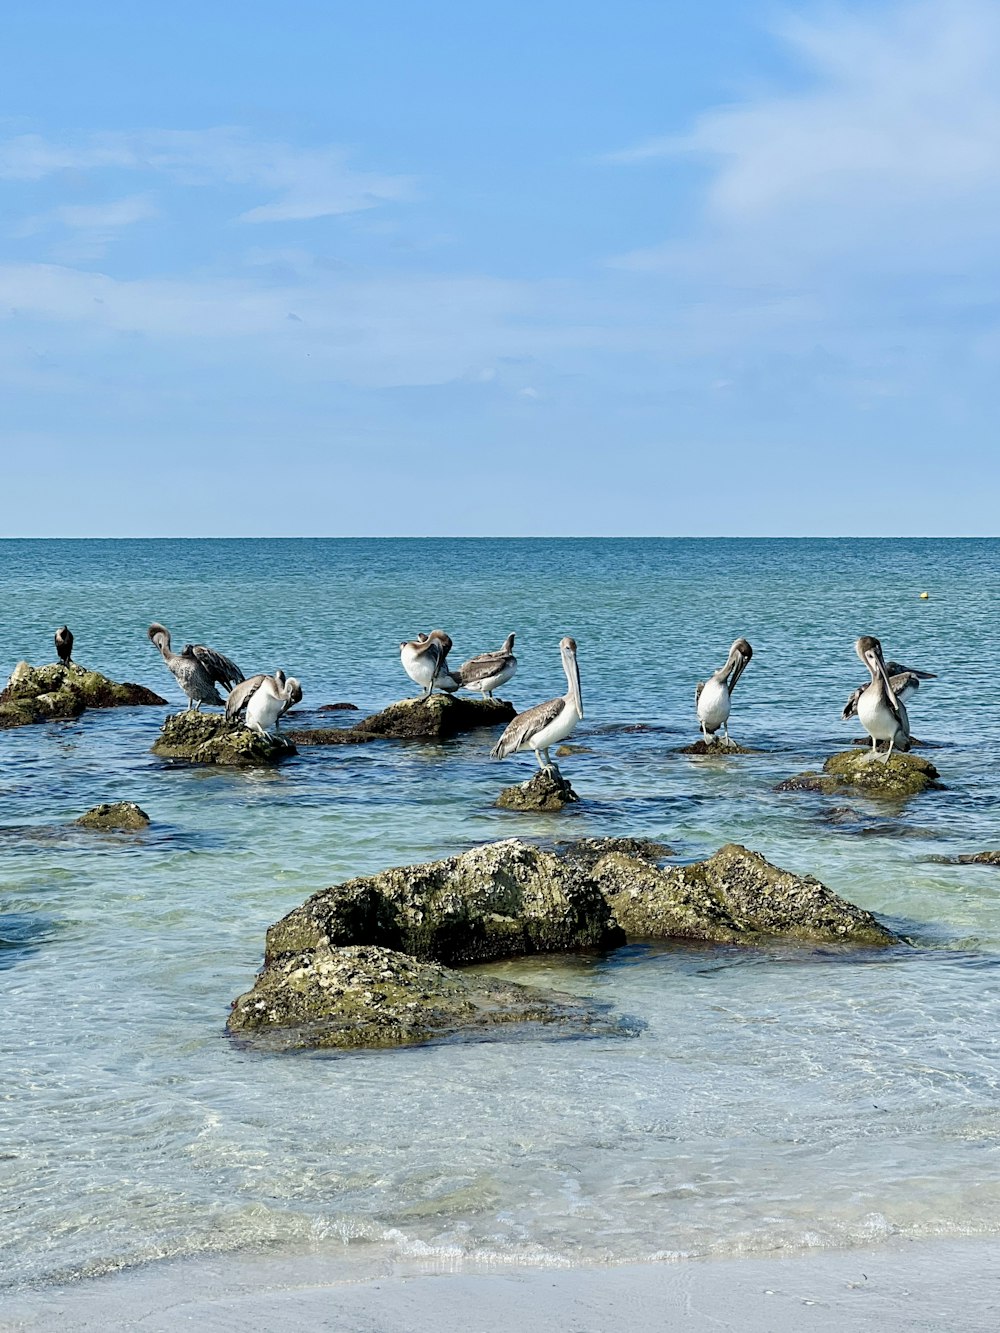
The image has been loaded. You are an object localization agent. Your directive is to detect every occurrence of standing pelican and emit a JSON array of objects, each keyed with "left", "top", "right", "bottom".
[
  {"left": 54, "top": 626, "right": 73, "bottom": 666},
  {"left": 400, "top": 629, "right": 460, "bottom": 698},
  {"left": 849, "top": 636, "right": 912, "bottom": 759},
  {"left": 695, "top": 638, "right": 753, "bottom": 744},
  {"left": 459, "top": 633, "right": 517, "bottom": 698},
  {"left": 491, "top": 637, "right": 582, "bottom": 774},
  {"left": 148, "top": 622, "right": 244, "bottom": 711},
  {"left": 226, "top": 670, "right": 303, "bottom": 737},
  {"left": 842, "top": 657, "right": 935, "bottom": 722}
]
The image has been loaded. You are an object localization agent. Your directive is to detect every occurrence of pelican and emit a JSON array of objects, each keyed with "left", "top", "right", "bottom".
[
  {"left": 842, "top": 657, "right": 935, "bottom": 722},
  {"left": 459, "top": 633, "right": 517, "bottom": 698},
  {"left": 695, "top": 638, "right": 753, "bottom": 743},
  {"left": 226, "top": 670, "right": 303, "bottom": 737},
  {"left": 400, "top": 629, "right": 460, "bottom": 698},
  {"left": 491, "top": 636, "right": 582, "bottom": 775},
  {"left": 848, "top": 636, "right": 913, "bottom": 759},
  {"left": 54, "top": 626, "right": 73, "bottom": 666},
  {"left": 148, "top": 622, "right": 244, "bottom": 711}
]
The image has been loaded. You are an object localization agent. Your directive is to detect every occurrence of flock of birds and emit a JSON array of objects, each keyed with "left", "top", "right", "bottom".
[{"left": 46, "top": 622, "right": 934, "bottom": 776}]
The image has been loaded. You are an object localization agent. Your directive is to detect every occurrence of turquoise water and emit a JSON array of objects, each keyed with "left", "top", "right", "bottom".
[{"left": 2, "top": 538, "right": 1000, "bottom": 1288}]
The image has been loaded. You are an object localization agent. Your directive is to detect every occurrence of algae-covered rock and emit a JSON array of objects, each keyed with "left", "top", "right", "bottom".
[
  {"left": 76, "top": 801, "right": 151, "bottom": 831},
  {"left": 774, "top": 771, "right": 839, "bottom": 794},
  {"left": 353, "top": 694, "right": 515, "bottom": 739},
  {"left": 679, "top": 738, "right": 758, "bottom": 755},
  {"left": 318, "top": 702, "right": 359, "bottom": 711},
  {"left": 557, "top": 837, "right": 675, "bottom": 869},
  {"left": 591, "top": 842, "right": 897, "bottom": 947},
  {"left": 227, "top": 943, "right": 629, "bottom": 1051},
  {"left": 264, "top": 839, "right": 623, "bottom": 968},
  {"left": 151, "top": 712, "right": 296, "bottom": 766},
  {"left": 955, "top": 850, "right": 1000, "bottom": 866},
  {"left": 0, "top": 661, "right": 165, "bottom": 729},
  {"left": 778, "top": 751, "right": 941, "bottom": 799},
  {"left": 496, "top": 770, "right": 580, "bottom": 811},
  {"left": 555, "top": 744, "right": 593, "bottom": 757},
  {"left": 285, "top": 726, "right": 372, "bottom": 747}
]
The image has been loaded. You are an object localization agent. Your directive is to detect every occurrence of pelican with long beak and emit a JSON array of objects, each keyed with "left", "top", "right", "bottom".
[
  {"left": 492, "top": 637, "right": 582, "bottom": 775},
  {"left": 459, "top": 633, "right": 517, "bottom": 698},
  {"left": 842, "top": 656, "right": 935, "bottom": 723},
  {"left": 851, "top": 635, "right": 911, "bottom": 759},
  {"left": 226, "top": 669, "right": 303, "bottom": 737},
  {"left": 399, "top": 629, "right": 460, "bottom": 698},
  {"left": 695, "top": 638, "right": 753, "bottom": 744},
  {"left": 148, "top": 622, "right": 244, "bottom": 711}
]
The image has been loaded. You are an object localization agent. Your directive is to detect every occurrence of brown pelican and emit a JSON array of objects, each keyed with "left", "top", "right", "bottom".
[
  {"left": 848, "top": 636, "right": 913, "bottom": 758},
  {"left": 492, "top": 637, "right": 582, "bottom": 774},
  {"left": 459, "top": 633, "right": 517, "bottom": 698},
  {"left": 148, "top": 622, "right": 244, "bottom": 711},
  {"left": 399, "top": 629, "right": 460, "bottom": 698},
  {"left": 226, "top": 670, "right": 302, "bottom": 737},
  {"left": 695, "top": 638, "right": 753, "bottom": 743},
  {"left": 842, "top": 657, "right": 935, "bottom": 722},
  {"left": 54, "top": 626, "right": 73, "bottom": 666}
]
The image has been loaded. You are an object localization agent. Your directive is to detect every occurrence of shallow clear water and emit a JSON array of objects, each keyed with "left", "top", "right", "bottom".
[{"left": 2, "top": 538, "right": 1000, "bottom": 1287}]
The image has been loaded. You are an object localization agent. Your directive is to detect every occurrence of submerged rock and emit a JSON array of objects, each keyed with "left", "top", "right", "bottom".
[
  {"left": 953, "top": 850, "right": 1000, "bottom": 866},
  {"left": 76, "top": 801, "right": 151, "bottom": 831},
  {"left": 589, "top": 842, "right": 897, "bottom": 947},
  {"left": 353, "top": 694, "right": 515, "bottom": 740},
  {"left": 555, "top": 744, "right": 593, "bottom": 757},
  {"left": 285, "top": 726, "right": 371, "bottom": 747},
  {"left": 496, "top": 769, "right": 580, "bottom": 811},
  {"left": 679, "top": 738, "right": 758, "bottom": 755},
  {"left": 0, "top": 661, "right": 165, "bottom": 730},
  {"left": 227, "top": 943, "right": 629, "bottom": 1052},
  {"left": 318, "top": 702, "right": 359, "bottom": 711},
  {"left": 264, "top": 839, "right": 623, "bottom": 968},
  {"left": 151, "top": 712, "right": 296, "bottom": 766}
]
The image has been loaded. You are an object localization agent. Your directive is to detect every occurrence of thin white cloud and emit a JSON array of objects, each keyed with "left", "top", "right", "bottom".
[
  {"left": 0, "top": 128, "right": 410, "bottom": 223},
  {"left": 15, "top": 193, "right": 158, "bottom": 237}
]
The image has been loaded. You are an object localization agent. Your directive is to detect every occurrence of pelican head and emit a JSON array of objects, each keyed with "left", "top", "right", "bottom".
[
  {"left": 856, "top": 635, "right": 896, "bottom": 700},
  {"left": 560, "top": 636, "right": 583, "bottom": 718},
  {"left": 726, "top": 637, "right": 753, "bottom": 692},
  {"left": 427, "top": 629, "right": 453, "bottom": 654},
  {"left": 148, "top": 622, "right": 171, "bottom": 655},
  {"left": 501, "top": 633, "right": 516, "bottom": 653},
  {"left": 284, "top": 676, "right": 303, "bottom": 707}
]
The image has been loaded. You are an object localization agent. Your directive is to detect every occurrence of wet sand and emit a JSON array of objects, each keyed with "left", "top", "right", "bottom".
[{"left": 2, "top": 1237, "right": 997, "bottom": 1332}]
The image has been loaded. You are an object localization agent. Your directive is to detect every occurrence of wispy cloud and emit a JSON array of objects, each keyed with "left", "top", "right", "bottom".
[{"left": 0, "top": 128, "right": 411, "bottom": 223}]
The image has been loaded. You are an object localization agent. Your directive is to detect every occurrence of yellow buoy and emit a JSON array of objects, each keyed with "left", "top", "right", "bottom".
[{"left": 919, "top": 591, "right": 930, "bottom": 599}]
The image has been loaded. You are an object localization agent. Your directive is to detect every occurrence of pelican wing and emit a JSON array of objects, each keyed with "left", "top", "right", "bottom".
[
  {"left": 189, "top": 643, "right": 245, "bottom": 691},
  {"left": 885, "top": 660, "right": 936, "bottom": 681},
  {"left": 225, "top": 674, "right": 266, "bottom": 720},
  {"left": 459, "top": 648, "right": 514, "bottom": 686},
  {"left": 841, "top": 684, "right": 864, "bottom": 721},
  {"left": 695, "top": 680, "right": 705, "bottom": 705},
  {"left": 491, "top": 697, "right": 566, "bottom": 759},
  {"left": 843, "top": 672, "right": 921, "bottom": 721}
]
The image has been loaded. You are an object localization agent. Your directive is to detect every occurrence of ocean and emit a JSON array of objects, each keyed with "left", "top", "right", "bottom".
[{"left": 2, "top": 537, "right": 1000, "bottom": 1288}]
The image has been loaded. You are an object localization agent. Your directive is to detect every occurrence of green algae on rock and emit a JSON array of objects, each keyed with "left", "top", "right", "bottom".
[
  {"left": 496, "top": 769, "right": 579, "bottom": 811},
  {"left": 954, "top": 850, "right": 1000, "bottom": 866},
  {"left": 151, "top": 712, "right": 296, "bottom": 766},
  {"left": 0, "top": 661, "right": 166, "bottom": 730},
  {"left": 227, "top": 943, "right": 629, "bottom": 1052},
  {"left": 76, "top": 801, "right": 151, "bottom": 831},
  {"left": 679, "top": 738, "right": 758, "bottom": 755},
  {"left": 781, "top": 750, "right": 941, "bottom": 799},
  {"left": 590, "top": 842, "right": 898, "bottom": 947},
  {"left": 264, "top": 839, "right": 623, "bottom": 969},
  {"left": 288, "top": 693, "right": 515, "bottom": 746}
]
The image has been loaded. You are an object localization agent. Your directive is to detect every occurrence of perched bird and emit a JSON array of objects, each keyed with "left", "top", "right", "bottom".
[
  {"left": 399, "top": 629, "right": 460, "bottom": 698},
  {"left": 848, "top": 636, "right": 914, "bottom": 759},
  {"left": 459, "top": 633, "right": 517, "bottom": 699},
  {"left": 54, "top": 626, "right": 74, "bottom": 666},
  {"left": 695, "top": 638, "right": 753, "bottom": 744},
  {"left": 148, "top": 622, "right": 244, "bottom": 711},
  {"left": 842, "top": 658, "right": 935, "bottom": 722},
  {"left": 226, "top": 670, "right": 302, "bottom": 737},
  {"left": 491, "top": 636, "right": 582, "bottom": 775}
]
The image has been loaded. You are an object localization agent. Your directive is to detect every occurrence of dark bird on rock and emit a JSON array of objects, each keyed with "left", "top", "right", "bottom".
[{"left": 54, "top": 626, "right": 74, "bottom": 666}]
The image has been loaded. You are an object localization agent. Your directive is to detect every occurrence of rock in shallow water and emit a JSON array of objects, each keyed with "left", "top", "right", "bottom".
[
  {"left": 227, "top": 943, "right": 631, "bottom": 1051},
  {"left": 679, "top": 738, "right": 757, "bottom": 755},
  {"left": 76, "top": 801, "right": 151, "bottom": 831},
  {"left": 0, "top": 661, "right": 165, "bottom": 729},
  {"left": 496, "top": 769, "right": 580, "bottom": 810},
  {"left": 151, "top": 712, "right": 296, "bottom": 766},
  {"left": 777, "top": 750, "right": 941, "bottom": 799},
  {"left": 289, "top": 693, "right": 515, "bottom": 745}
]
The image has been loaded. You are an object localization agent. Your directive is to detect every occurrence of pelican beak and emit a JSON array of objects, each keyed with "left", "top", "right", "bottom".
[
  {"left": 563, "top": 640, "right": 583, "bottom": 718},
  {"left": 868, "top": 643, "right": 898, "bottom": 706},
  {"left": 729, "top": 650, "right": 749, "bottom": 692}
]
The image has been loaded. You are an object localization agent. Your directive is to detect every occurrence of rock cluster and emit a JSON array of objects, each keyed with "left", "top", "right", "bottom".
[
  {"left": 229, "top": 838, "right": 898, "bottom": 1051},
  {"left": 496, "top": 769, "right": 579, "bottom": 811},
  {"left": 0, "top": 661, "right": 165, "bottom": 730},
  {"left": 776, "top": 750, "right": 941, "bottom": 799},
  {"left": 151, "top": 712, "right": 296, "bottom": 766}
]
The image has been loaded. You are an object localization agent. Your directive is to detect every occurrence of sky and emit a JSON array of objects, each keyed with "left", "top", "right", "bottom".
[{"left": 1, "top": 0, "right": 997, "bottom": 536}]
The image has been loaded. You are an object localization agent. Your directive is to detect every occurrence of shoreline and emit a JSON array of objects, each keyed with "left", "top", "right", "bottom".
[{"left": 3, "top": 1236, "right": 999, "bottom": 1331}]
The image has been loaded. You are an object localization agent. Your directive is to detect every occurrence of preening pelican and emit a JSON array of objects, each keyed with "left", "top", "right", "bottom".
[
  {"left": 226, "top": 670, "right": 302, "bottom": 737},
  {"left": 400, "top": 629, "right": 460, "bottom": 698},
  {"left": 54, "top": 626, "right": 73, "bottom": 666},
  {"left": 849, "top": 636, "right": 913, "bottom": 759},
  {"left": 842, "top": 657, "right": 935, "bottom": 722},
  {"left": 459, "top": 633, "right": 517, "bottom": 698},
  {"left": 148, "top": 622, "right": 244, "bottom": 711},
  {"left": 696, "top": 638, "right": 753, "bottom": 743},
  {"left": 492, "top": 637, "right": 582, "bottom": 774}
]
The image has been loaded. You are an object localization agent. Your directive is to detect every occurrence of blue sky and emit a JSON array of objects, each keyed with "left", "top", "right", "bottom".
[{"left": 1, "top": 0, "right": 997, "bottom": 536}]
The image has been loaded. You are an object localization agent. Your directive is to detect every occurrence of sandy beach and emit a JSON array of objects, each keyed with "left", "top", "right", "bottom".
[{"left": 2, "top": 1237, "right": 998, "bottom": 1332}]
